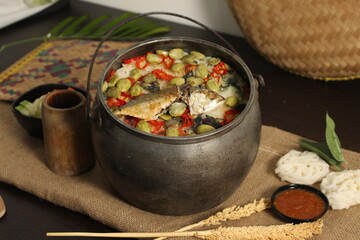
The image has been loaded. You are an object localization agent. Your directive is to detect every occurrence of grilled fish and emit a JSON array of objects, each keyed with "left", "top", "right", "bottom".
[
  {"left": 114, "top": 86, "right": 225, "bottom": 120},
  {"left": 114, "top": 86, "right": 180, "bottom": 120},
  {"left": 184, "top": 87, "right": 225, "bottom": 115}
]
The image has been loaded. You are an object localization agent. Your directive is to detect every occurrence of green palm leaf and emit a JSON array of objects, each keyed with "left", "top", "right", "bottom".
[
  {"left": 111, "top": 17, "right": 146, "bottom": 36},
  {"left": 47, "top": 16, "right": 75, "bottom": 37},
  {"left": 91, "top": 12, "right": 135, "bottom": 37},
  {"left": 58, "top": 15, "right": 91, "bottom": 37},
  {"left": 0, "top": 13, "right": 171, "bottom": 53},
  {"left": 113, "top": 21, "right": 159, "bottom": 38},
  {"left": 131, "top": 26, "right": 171, "bottom": 38},
  {"left": 74, "top": 15, "right": 111, "bottom": 37}
]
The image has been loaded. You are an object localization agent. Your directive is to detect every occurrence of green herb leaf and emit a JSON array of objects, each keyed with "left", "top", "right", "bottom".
[
  {"left": 299, "top": 139, "right": 342, "bottom": 171},
  {"left": 0, "top": 13, "right": 171, "bottom": 53},
  {"left": 134, "top": 26, "right": 172, "bottom": 38},
  {"left": 111, "top": 18, "right": 145, "bottom": 36},
  {"left": 74, "top": 15, "right": 111, "bottom": 37},
  {"left": 47, "top": 16, "right": 75, "bottom": 38},
  {"left": 91, "top": 13, "right": 135, "bottom": 37},
  {"left": 59, "top": 15, "right": 90, "bottom": 37},
  {"left": 113, "top": 21, "right": 159, "bottom": 38},
  {"left": 325, "top": 113, "right": 345, "bottom": 162}
]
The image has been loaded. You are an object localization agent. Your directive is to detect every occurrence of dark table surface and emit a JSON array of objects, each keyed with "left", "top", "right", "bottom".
[{"left": 0, "top": 0, "right": 359, "bottom": 239}]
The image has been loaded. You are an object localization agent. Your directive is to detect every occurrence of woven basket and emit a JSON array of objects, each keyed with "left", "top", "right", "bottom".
[{"left": 227, "top": 0, "right": 360, "bottom": 80}]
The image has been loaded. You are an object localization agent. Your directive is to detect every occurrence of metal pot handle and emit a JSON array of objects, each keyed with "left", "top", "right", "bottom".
[
  {"left": 86, "top": 11, "right": 242, "bottom": 118},
  {"left": 253, "top": 74, "right": 265, "bottom": 88}
]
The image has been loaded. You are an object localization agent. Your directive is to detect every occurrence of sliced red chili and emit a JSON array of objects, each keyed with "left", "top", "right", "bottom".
[
  {"left": 178, "top": 109, "right": 194, "bottom": 136},
  {"left": 152, "top": 69, "right": 174, "bottom": 81},
  {"left": 124, "top": 116, "right": 140, "bottom": 127},
  {"left": 123, "top": 55, "right": 150, "bottom": 69},
  {"left": 213, "top": 62, "right": 227, "bottom": 75},
  {"left": 148, "top": 120, "right": 166, "bottom": 134},
  {"left": 162, "top": 56, "right": 174, "bottom": 69},
  {"left": 222, "top": 109, "right": 240, "bottom": 125},
  {"left": 180, "top": 118, "right": 193, "bottom": 128},
  {"left": 105, "top": 69, "right": 116, "bottom": 82},
  {"left": 156, "top": 130, "right": 166, "bottom": 136},
  {"left": 127, "top": 77, "right": 136, "bottom": 84},
  {"left": 209, "top": 72, "right": 221, "bottom": 83},
  {"left": 148, "top": 120, "right": 164, "bottom": 126},
  {"left": 106, "top": 97, "right": 127, "bottom": 107},
  {"left": 120, "top": 92, "right": 132, "bottom": 99},
  {"left": 180, "top": 108, "right": 191, "bottom": 119},
  {"left": 106, "top": 97, "right": 115, "bottom": 106},
  {"left": 135, "top": 56, "right": 149, "bottom": 69},
  {"left": 123, "top": 55, "right": 143, "bottom": 64},
  {"left": 185, "top": 64, "right": 197, "bottom": 73},
  {"left": 178, "top": 119, "right": 193, "bottom": 136}
]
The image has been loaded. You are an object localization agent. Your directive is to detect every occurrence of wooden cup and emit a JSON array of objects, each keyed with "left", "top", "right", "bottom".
[{"left": 42, "top": 89, "right": 94, "bottom": 176}]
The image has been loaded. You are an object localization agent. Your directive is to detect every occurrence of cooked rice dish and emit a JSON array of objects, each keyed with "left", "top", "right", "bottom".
[{"left": 102, "top": 48, "right": 249, "bottom": 136}]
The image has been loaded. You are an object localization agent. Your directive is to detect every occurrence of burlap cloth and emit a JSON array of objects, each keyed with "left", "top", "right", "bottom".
[{"left": 1, "top": 40, "right": 360, "bottom": 239}]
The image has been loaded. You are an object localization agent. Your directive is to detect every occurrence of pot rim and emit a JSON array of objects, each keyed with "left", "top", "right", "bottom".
[{"left": 96, "top": 36, "right": 258, "bottom": 142}]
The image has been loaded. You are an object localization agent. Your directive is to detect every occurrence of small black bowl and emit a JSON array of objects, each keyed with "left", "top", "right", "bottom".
[
  {"left": 271, "top": 184, "right": 329, "bottom": 223},
  {"left": 11, "top": 84, "right": 87, "bottom": 139}
]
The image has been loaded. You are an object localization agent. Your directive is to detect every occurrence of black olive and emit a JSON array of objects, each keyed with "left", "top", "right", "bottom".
[
  {"left": 203, "top": 115, "right": 223, "bottom": 129},
  {"left": 142, "top": 81, "right": 160, "bottom": 92},
  {"left": 193, "top": 115, "right": 203, "bottom": 128},
  {"left": 182, "top": 72, "right": 193, "bottom": 79}
]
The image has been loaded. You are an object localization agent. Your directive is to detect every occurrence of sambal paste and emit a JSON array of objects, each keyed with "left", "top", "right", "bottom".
[{"left": 273, "top": 189, "right": 326, "bottom": 220}]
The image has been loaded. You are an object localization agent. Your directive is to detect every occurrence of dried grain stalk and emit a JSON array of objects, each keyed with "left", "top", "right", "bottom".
[
  {"left": 195, "top": 220, "right": 323, "bottom": 240},
  {"left": 47, "top": 219, "right": 324, "bottom": 240},
  {"left": 155, "top": 198, "right": 271, "bottom": 240}
]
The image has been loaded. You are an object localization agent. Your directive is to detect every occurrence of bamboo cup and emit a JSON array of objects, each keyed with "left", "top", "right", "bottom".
[{"left": 42, "top": 89, "right": 94, "bottom": 176}]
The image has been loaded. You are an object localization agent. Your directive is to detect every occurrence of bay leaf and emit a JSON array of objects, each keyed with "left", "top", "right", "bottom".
[
  {"left": 325, "top": 113, "right": 344, "bottom": 162},
  {"left": 299, "top": 139, "right": 342, "bottom": 170}
]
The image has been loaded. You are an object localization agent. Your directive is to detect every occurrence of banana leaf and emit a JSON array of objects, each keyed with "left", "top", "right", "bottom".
[{"left": 0, "top": 13, "right": 171, "bottom": 53}]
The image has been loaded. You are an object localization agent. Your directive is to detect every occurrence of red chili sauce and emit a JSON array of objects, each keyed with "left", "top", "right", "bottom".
[{"left": 273, "top": 189, "right": 326, "bottom": 220}]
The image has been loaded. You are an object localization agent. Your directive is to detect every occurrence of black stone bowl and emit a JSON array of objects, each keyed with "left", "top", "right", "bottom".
[
  {"left": 271, "top": 184, "right": 329, "bottom": 223},
  {"left": 11, "top": 84, "right": 87, "bottom": 139}
]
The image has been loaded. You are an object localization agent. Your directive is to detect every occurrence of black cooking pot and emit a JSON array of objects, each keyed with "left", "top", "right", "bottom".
[{"left": 87, "top": 12, "right": 264, "bottom": 215}]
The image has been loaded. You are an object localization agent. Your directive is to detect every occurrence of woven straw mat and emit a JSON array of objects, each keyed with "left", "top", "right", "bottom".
[
  {"left": 227, "top": 0, "right": 360, "bottom": 80},
  {"left": 0, "top": 39, "right": 135, "bottom": 101}
]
